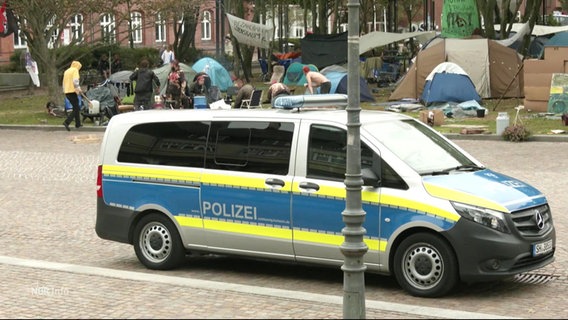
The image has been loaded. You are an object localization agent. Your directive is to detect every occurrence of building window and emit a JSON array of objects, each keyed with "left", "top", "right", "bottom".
[
  {"left": 155, "top": 12, "right": 166, "bottom": 43},
  {"left": 100, "top": 14, "right": 116, "bottom": 44},
  {"left": 70, "top": 14, "right": 84, "bottom": 43},
  {"left": 292, "top": 25, "right": 304, "bottom": 38},
  {"left": 13, "top": 16, "right": 27, "bottom": 48},
  {"left": 201, "top": 11, "right": 211, "bottom": 40},
  {"left": 46, "top": 16, "right": 59, "bottom": 49},
  {"left": 14, "top": 31, "right": 26, "bottom": 48},
  {"left": 131, "top": 11, "right": 142, "bottom": 44},
  {"left": 176, "top": 14, "right": 186, "bottom": 35}
]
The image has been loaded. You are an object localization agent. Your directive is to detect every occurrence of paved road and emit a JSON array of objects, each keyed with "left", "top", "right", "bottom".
[{"left": 0, "top": 128, "right": 567, "bottom": 319}]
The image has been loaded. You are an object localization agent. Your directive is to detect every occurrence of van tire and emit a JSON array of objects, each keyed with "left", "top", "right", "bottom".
[
  {"left": 133, "top": 213, "right": 185, "bottom": 270},
  {"left": 393, "top": 233, "right": 458, "bottom": 298}
]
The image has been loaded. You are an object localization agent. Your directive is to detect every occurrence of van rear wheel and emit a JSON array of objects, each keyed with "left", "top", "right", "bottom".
[
  {"left": 133, "top": 213, "right": 185, "bottom": 270},
  {"left": 393, "top": 233, "right": 458, "bottom": 298}
]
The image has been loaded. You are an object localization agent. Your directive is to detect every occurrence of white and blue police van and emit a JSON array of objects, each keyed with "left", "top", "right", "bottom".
[{"left": 95, "top": 96, "right": 555, "bottom": 297}]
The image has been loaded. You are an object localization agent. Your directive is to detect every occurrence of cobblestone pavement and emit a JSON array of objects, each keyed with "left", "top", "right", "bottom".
[{"left": 0, "top": 127, "right": 567, "bottom": 319}]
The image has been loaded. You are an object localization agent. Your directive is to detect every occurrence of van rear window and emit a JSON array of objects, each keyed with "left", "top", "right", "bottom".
[
  {"left": 117, "top": 121, "right": 210, "bottom": 167},
  {"left": 117, "top": 120, "right": 294, "bottom": 175}
]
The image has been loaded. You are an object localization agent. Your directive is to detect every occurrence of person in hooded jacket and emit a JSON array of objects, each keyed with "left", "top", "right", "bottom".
[
  {"left": 62, "top": 60, "right": 83, "bottom": 131},
  {"left": 129, "top": 59, "right": 160, "bottom": 110}
]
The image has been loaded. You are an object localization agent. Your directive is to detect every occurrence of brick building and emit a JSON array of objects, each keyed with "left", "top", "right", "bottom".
[
  {"left": 0, "top": 1, "right": 564, "bottom": 66},
  {"left": 0, "top": 1, "right": 231, "bottom": 65}
]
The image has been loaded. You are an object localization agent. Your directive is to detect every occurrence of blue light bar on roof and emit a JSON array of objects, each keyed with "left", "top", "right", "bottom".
[{"left": 273, "top": 94, "right": 349, "bottom": 109}]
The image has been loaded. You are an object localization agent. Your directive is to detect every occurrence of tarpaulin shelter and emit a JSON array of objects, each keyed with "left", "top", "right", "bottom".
[
  {"left": 300, "top": 32, "right": 348, "bottom": 69},
  {"left": 390, "top": 38, "right": 524, "bottom": 101},
  {"left": 192, "top": 57, "right": 233, "bottom": 91},
  {"left": 421, "top": 62, "right": 481, "bottom": 105},
  {"left": 359, "top": 31, "right": 437, "bottom": 55},
  {"left": 320, "top": 65, "right": 375, "bottom": 102}
]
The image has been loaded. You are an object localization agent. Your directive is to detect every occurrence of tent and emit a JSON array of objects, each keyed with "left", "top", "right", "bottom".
[
  {"left": 320, "top": 65, "right": 376, "bottom": 102},
  {"left": 192, "top": 57, "right": 233, "bottom": 91},
  {"left": 544, "top": 31, "right": 568, "bottom": 47},
  {"left": 421, "top": 62, "right": 480, "bottom": 105},
  {"left": 390, "top": 38, "right": 524, "bottom": 101},
  {"left": 282, "top": 62, "right": 318, "bottom": 86},
  {"left": 108, "top": 70, "right": 133, "bottom": 83},
  {"left": 153, "top": 63, "right": 196, "bottom": 96},
  {"left": 109, "top": 63, "right": 196, "bottom": 98}
]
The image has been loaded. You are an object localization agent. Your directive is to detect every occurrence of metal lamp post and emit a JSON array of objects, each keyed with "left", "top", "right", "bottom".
[{"left": 341, "top": 0, "right": 367, "bottom": 318}]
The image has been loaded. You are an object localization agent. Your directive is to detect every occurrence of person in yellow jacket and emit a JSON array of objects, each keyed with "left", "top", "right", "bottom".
[{"left": 62, "top": 60, "right": 83, "bottom": 131}]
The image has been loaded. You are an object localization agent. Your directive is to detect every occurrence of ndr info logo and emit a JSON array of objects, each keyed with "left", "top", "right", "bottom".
[{"left": 31, "top": 282, "right": 69, "bottom": 296}]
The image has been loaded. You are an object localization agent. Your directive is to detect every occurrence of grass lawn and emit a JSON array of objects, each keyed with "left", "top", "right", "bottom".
[{"left": 1, "top": 83, "right": 567, "bottom": 136}]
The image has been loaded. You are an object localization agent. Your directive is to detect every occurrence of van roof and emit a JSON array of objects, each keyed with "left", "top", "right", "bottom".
[{"left": 108, "top": 109, "right": 411, "bottom": 127}]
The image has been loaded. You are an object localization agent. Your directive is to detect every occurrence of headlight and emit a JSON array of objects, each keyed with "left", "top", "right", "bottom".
[{"left": 451, "top": 202, "right": 510, "bottom": 233}]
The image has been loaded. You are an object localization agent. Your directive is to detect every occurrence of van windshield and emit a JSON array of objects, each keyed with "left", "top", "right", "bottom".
[{"left": 365, "top": 119, "right": 478, "bottom": 175}]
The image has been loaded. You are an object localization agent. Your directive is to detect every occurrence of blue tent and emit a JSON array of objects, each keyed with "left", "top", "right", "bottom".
[
  {"left": 192, "top": 57, "right": 233, "bottom": 91},
  {"left": 544, "top": 31, "right": 568, "bottom": 47},
  {"left": 321, "top": 65, "right": 376, "bottom": 102},
  {"left": 421, "top": 62, "right": 481, "bottom": 105}
]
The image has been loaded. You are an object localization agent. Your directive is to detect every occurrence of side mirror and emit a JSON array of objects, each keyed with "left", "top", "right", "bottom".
[{"left": 362, "top": 167, "right": 380, "bottom": 188}]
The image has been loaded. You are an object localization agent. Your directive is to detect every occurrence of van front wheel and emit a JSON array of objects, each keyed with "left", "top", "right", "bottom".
[
  {"left": 393, "top": 233, "right": 458, "bottom": 298},
  {"left": 133, "top": 213, "right": 185, "bottom": 270}
]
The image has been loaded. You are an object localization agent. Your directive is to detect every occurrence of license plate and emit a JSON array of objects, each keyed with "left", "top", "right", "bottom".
[{"left": 532, "top": 239, "right": 553, "bottom": 256}]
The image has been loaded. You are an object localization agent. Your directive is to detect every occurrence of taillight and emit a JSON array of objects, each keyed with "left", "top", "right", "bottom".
[{"left": 97, "top": 165, "right": 103, "bottom": 198}]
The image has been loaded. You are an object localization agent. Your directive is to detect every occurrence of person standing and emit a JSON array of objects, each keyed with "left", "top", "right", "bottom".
[
  {"left": 62, "top": 60, "right": 83, "bottom": 131},
  {"left": 129, "top": 59, "right": 160, "bottom": 110},
  {"left": 111, "top": 53, "right": 122, "bottom": 73},
  {"left": 303, "top": 66, "right": 331, "bottom": 94},
  {"left": 161, "top": 44, "right": 175, "bottom": 66},
  {"left": 98, "top": 54, "right": 110, "bottom": 80},
  {"left": 165, "top": 60, "right": 186, "bottom": 108},
  {"left": 232, "top": 79, "right": 254, "bottom": 108}
]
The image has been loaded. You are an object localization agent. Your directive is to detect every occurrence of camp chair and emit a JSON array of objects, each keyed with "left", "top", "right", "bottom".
[
  {"left": 241, "top": 89, "right": 263, "bottom": 109},
  {"left": 377, "top": 62, "right": 399, "bottom": 86},
  {"left": 258, "top": 58, "right": 270, "bottom": 82}
]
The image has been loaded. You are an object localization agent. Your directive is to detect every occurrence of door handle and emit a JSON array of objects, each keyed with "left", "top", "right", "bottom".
[
  {"left": 265, "top": 178, "right": 285, "bottom": 187},
  {"left": 299, "top": 181, "right": 320, "bottom": 191}
]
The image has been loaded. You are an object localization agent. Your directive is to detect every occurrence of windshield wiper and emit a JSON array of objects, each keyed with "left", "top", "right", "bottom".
[{"left": 421, "top": 165, "right": 484, "bottom": 176}]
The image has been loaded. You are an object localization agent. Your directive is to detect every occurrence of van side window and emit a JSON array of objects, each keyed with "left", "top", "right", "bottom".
[
  {"left": 205, "top": 121, "right": 294, "bottom": 175},
  {"left": 117, "top": 122, "right": 210, "bottom": 167},
  {"left": 307, "top": 124, "right": 408, "bottom": 189}
]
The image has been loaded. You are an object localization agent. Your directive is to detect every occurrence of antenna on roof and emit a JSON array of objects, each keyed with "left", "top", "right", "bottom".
[{"left": 273, "top": 94, "right": 348, "bottom": 110}]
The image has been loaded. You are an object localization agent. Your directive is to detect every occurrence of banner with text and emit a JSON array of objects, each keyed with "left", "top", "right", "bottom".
[
  {"left": 226, "top": 13, "right": 273, "bottom": 49},
  {"left": 441, "top": 0, "right": 480, "bottom": 38}
]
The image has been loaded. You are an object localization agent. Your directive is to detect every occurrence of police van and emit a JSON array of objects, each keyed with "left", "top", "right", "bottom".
[{"left": 95, "top": 99, "right": 555, "bottom": 297}]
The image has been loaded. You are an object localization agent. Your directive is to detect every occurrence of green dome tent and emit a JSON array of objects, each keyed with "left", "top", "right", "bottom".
[{"left": 282, "top": 62, "right": 318, "bottom": 86}]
